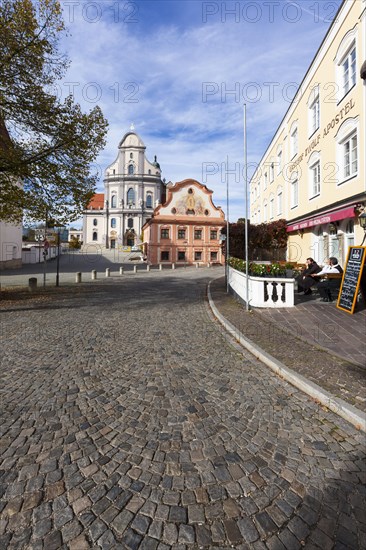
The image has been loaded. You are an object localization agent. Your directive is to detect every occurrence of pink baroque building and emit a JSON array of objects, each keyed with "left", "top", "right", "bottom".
[{"left": 142, "top": 179, "right": 226, "bottom": 265}]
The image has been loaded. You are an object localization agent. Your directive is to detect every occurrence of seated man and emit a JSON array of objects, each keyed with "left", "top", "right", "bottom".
[
  {"left": 297, "top": 257, "right": 321, "bottom": 295},
  {"left": 311, "top": 257, "right": 343, "bottom": 302}
]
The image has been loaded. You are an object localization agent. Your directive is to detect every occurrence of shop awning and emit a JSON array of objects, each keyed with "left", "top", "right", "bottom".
[{"left": 287, "top": 205, "right": 356, "bottom": 232}]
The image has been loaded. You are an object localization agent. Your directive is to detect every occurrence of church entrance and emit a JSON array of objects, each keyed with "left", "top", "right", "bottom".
[{"left": 125, "top": 230, "right": 135, "bottom": 247}]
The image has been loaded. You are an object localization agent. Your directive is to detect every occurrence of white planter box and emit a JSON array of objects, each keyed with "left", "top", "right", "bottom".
[{"left": 229, "top": 266, "right": 295, "bottom": 308}]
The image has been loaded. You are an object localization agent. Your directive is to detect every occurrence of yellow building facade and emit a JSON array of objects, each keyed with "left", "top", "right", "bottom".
[{"left": 250, "top": 0, "right": 366, "bottom": 266}]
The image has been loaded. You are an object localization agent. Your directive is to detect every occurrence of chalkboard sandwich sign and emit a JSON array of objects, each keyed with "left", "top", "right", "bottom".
[{"left": 337, "top": 246, "right": 366, "bottom": 314}]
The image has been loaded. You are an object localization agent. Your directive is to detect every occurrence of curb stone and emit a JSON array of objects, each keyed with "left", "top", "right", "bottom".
[{"left": 207, "top": 280, "right": 366, "bottom": 433}]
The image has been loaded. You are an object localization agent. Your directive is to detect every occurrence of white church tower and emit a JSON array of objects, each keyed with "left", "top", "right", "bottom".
[{"left": 83, "top": 127, "right": 165, "bottom": 248}]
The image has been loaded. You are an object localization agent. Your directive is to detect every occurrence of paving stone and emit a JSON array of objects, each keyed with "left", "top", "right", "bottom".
[{"left": 1, "top": 272, "right": 365, "bottom": 550}]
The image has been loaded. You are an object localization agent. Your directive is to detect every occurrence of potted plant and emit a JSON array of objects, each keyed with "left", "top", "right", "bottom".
[{"left": 285, "top": 262, "right": 295, "bottom": 278}]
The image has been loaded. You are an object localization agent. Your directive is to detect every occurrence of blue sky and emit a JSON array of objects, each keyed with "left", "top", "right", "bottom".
[{"left": 59, "top": 0, "right": 343, "bottom": 222}]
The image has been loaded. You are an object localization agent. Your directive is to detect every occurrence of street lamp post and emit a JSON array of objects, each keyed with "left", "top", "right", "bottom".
[
  {"left": 105, "top": 199, "right": 109, "bottom": 249},
  {"left": 244, "top": 103, "right": 249, "bottom": 311},
  {"left": 359, "top": 212, "right": 366, "bottom": 245}
]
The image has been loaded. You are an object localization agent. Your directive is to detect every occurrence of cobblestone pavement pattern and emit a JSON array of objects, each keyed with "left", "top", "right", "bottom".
[{"left": 1, "top": 271, "right": 366, "bottom": 549}]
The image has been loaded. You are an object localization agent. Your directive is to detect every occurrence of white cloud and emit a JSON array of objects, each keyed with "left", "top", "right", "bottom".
[{"left": 59, "top": 0, "right": 342, "bottom": 221}]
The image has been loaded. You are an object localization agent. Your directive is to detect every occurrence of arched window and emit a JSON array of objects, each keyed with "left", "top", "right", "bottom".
[
  {"left": 146, "top": 193, "right": 153, "bottom": 208},
  {"left": 128, "top": 164, "right": 134, "bottom": 175},
  {"left": 111, "top": 218, "right": 116, "bottom": 228},
  {"left": 93, "top": 218, "right": 98, "bottom": 226},
  {"left": 128, "top": 218, "right": 134, "bottom": 229},
  {"left": 93, "top": 231, "right": 97, "bottom": 241},
  {"left": 111, "top": 195, "right": 117, "bottom": 208},
  {"left": 127, "top": 188, "right": 135, "bottom": 204}
]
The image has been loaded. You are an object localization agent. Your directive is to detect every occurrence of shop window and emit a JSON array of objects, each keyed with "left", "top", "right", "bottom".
[
  {"left": 210, "top": 251, "right": 218, "bottom": 261},
  {"left": 194, "top": 251, "right": 202, "bottom": 261},
  {"left": 161, "top": 228, "right": 169, "bottom": 239},
  {"left": 161, "top": 251, "right": 169, "bottom": 261},
  {"left": 177, "top": 251, "right": 185, "bottom": 261}
]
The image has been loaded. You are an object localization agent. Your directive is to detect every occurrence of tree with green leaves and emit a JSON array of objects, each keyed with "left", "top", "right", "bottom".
[{"left": 0, "top": 0, "right": 108, "bottom": 224}]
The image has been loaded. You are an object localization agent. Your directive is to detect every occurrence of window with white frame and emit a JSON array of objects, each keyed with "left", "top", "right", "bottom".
[
  {"left": 263, "top": 202, "right": 267, "bottom": 223},
  {"left": 291, "top": 178, "right": 298, "bottom": 209},
  {"left": 277, "top": 187, "right": 283, "bottom": 216},
  {"left": 277, "top": 148, "right": 282, "bottom": 175},
  {"left": 336, "top": 117, "right": 359, "bottom": 184},
  {"left": 269, "top": 194, "right": 274, "bottom": 219},
  {"left": 310, "top": 95, "right": 320, "bottom": 135},
  {"left": 343, "top": 132, "right": 357, "bottom": 179},
  {"left": 264, "top": 171, "right": 268, "bottom": 189},
  {"left": 290, "top": 127, "right": 298, "bottom": 158},
  {"left": 270, "top": 162, "right": 274, "bottom": 183},
  {"left": 342, "top": 46, "right": 356, "bottom": 97},
  {"left": 335, "top": 31, "right": 357, "bottom": 102},
  {"left": 111, "top": 194, "right": 117, "bottom": 208},
  {"left": 310, "top": 161, "right": 321, "bottom": 198}
]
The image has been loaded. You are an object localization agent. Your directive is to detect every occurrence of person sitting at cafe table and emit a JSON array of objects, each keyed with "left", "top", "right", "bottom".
[
  {"left": 310, "top": 257, "right": 344, "bottom": 302},
  {"left": 297, "top": 257, "right": 321, "bottom": 295}
]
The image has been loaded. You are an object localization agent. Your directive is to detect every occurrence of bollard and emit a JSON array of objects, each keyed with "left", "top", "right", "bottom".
[
  {"left": 159, "top": 264, "right": 163, "bottom": 271},
  {"left": 146, "top": 265, "right": 150, "bottom": 272},
  {"left": 196, "top": 263, "right": 199, "bottom": 269},
  {"left": 91, "top": 270, "right": 97, "bottom": 280},
  {"left": 172, "top": 263, "right": 175, "bottom": 270},
  {"left": 119, "top": 266, "right": 124, "bottom": 275},
  {"left": 28, "top": 277, "right": 37, "bottom": 292},
  {"left": 106, "top": 268, "right": 110, "bottom": 277},
  {"left": 75, "top": 272, "right": 82, "bottom": 283},
  {"left": 133, "top": 265, "right": 137, "bottom": 273},
  {"left": 207, "top": 262, "right": 211, "bottom": 268}
]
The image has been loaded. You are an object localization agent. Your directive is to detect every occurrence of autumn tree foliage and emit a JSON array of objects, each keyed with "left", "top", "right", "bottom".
[
  {"left": 223, "top": 219, "right": 288, "bottom": 260},
  {"left": 0, "top": 0, "right": 108, "bottom": 224}
]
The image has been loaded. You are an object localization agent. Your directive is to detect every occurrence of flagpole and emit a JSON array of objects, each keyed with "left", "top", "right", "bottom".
[{"left": 244, "top": 104, "right": 249, "bottom": 310}]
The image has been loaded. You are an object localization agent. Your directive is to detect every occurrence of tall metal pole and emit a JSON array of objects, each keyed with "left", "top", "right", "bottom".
[
  {"left": 55, "top": 227, "right": 61, "bottom": 287},
  {"left": 105, "top": 199, "right": 109, "bottom": 249},
  {"left": 244, "top": 104, "right": 249, "bottom": 310},
  {"left": 226, "top": 155, "right": 230, "bottom": 293}
]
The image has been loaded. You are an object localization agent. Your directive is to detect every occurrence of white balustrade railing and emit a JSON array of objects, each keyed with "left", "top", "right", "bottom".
[{"left": 229, "top": 266, "right": 295, "bottom": 308}]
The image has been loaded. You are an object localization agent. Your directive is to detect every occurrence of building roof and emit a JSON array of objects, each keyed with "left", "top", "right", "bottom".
[{"left": 88, "top": 193, "right": 105, "bottom": 210}]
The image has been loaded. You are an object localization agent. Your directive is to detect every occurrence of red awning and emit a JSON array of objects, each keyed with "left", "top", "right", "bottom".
[{"left": 287, "top": 205, "right": 355, "bottom": 232}]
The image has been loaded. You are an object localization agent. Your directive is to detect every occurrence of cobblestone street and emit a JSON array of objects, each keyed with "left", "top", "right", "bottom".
[{"left": 1, "top": 270, "right": 365, "bottom": 549}]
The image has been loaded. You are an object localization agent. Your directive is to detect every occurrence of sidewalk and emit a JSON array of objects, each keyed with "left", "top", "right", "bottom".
[{"left": 209, "top": 277, "right": 366, "bottom": 416}]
